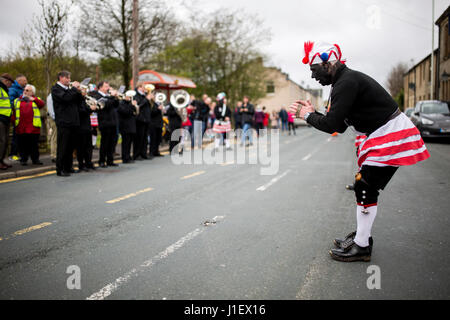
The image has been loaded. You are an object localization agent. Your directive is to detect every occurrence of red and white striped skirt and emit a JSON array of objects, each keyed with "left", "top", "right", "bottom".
[
  {"left": 213, "top": 120, "right": 232, "bottom": 133},
  {"left": 357, "top": 113, "right": 430, "bottom": 168}
]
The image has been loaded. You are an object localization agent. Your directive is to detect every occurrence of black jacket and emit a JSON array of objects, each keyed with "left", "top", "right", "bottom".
[
  {"left": 166, "top": 104, "right": 182, "bottom": 132},
  {"left": 90, "top": 91, "right": 119, "bottom": 129},
  {"left": 117, "top": 100, "right": 137, "bottom": 134},
  {"left": 150, "top": 101, "right": 163, "bottom": 128},
  {"left": 240, "top": 102, "right": 255, "bottom": 124},
  {"left": 234, "top": 107, "right": 242, "bottom": 123},
  {"left": 134, "top": 91, "right": 151, "bottom": 124},
  {"left": 214, "top": 102, "right": 232, "bottom": 121},
  {"left": 307, "top": 65, "right": 398, "bottom": 135},
  {"left": 190, "top": 99, "right": 210, "bottom": 122},
  {"left": 78, "top": 99, "right": 93, "bottom": 132},
  {"left": 51, "top": 83, "right": 82, "bottom": 128}
]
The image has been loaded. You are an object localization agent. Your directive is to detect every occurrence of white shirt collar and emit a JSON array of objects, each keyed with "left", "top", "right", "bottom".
[
  {"left": 98, "top": 91, "right": 108, "bottom": 97},
  {"left": 57, "top": 82, "right": 69, "bottom": 90}
]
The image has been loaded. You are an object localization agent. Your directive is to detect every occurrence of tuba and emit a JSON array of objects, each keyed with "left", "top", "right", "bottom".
[{"left": 170, "top": 90, "right": 190, "bottom": 122}]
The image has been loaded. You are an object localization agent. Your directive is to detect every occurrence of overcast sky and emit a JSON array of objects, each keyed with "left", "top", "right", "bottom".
[{"left": 1, "top": 0, "right": 448, "bottom": 100}]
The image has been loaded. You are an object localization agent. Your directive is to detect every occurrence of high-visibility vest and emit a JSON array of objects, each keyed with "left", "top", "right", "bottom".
[
  {"left": 0, "top": 87, "right": 12, "bottom": 117},
  {"left": 14, "top": 98, "right": 42, "bottom": 128}
]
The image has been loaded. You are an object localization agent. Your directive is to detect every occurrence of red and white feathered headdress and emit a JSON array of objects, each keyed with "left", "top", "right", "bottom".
[{"left": 302, "top": 41, "right": 345, "bottom": 65}]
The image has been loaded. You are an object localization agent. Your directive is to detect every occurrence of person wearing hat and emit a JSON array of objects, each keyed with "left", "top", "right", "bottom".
[
  {"left": 213, "top": 93, "right": 232, "bottom": 150},
  {"left": 289, "top": 41, "right": 430, "bottom": 262},
  {"left": 0, "top": 73, "right": 15, "bottom": 170}
]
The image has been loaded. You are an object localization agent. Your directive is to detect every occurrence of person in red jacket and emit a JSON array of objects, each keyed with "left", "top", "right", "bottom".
[
  {"left": 12, "top": 84, "right": 45, "bottom": 165},
  {"left": 262, "top": 106, "right": 270, "bottom": 129}
]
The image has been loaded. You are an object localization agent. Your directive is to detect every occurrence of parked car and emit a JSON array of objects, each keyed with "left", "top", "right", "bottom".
[
  {"left": 404, "top": 107, "right": 414, "bottom": 118},
  {"left": 410, "top": 100, "right": 450, "bottom": 138},
  {"left": 294, "top": 118, "right": 308, "bottom": 127}
]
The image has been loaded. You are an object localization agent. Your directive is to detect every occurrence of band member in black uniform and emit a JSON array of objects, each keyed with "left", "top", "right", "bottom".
[
  {"left": 149, "top": 94, "right": 164, "bottom": 157},
  {"left": 51, "top": 71, "right": 82, "bottom": 177},
  {"left": 289, "top": 41, "right": 429, "bottom": 262},
  {"left": 90, "top": 81, "right": 119, "bottom": 167},
  {"left": 118, "top": 93, "right": 138, "bottom": 163},
  {"left": 166, "top": 102, "right": 183, "bottom": 153},
  {"left": 133, "top": 82, "right": 151, "bottom": 160},
  {"left": 77, "top": 88, "right": 97, "bottom": 171}
]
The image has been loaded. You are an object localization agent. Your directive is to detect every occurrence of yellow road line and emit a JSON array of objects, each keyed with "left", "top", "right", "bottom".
[
  {"left": 180, "top": 171, "right": 206, "bottom": 180},
  {"left": 0, "top": 170, "right": 56, "bottom": 184},
  {"left": 106, "top": 187, "right": 154, "bottom": 204},
  {"left": 0, "top": 222, "right": 53, "bottom": 242}
]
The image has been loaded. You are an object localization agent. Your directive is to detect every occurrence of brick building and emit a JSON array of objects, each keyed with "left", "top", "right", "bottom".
[{"left": 436, "top": 5, "right": 450, "bottom": 102}]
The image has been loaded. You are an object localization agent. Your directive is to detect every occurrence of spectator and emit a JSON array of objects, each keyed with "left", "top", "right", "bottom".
[
  {"left": 288, "top": 111, "right": 296, "bottom": 135},
  {"left": 279, "top": 107, "right": 288, "bottom": 133},
  {"left": 8, "top": 74, "right": 27, "bottom": 161},
  {"left": 270, "top": 110, "right": 279, "bottom": 129},
  {"left": 263, "top": 106, "right": 270, "bottom": 129},
  {"left": 234, "top": 101, "right": 242, "bottom": 130},
  {"left": 46, "top": 92, "right": 57, "bottom": 162},
  {"left": 254, "top": 105, "right": 265, "bottom": 136},
  {"left": 240, "top": 96, "right": 255, "bottom": 146},
  {"left": 0, "top": 73, "right": 14, "bottom": 170},
  {"left": 12, "top": 84, "right": 45, "bottom": 165}
]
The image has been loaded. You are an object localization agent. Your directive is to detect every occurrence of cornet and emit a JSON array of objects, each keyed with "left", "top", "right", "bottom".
[
  {"left": 144, "top": 84, "right": 155, "bottom": 94},
  {"left": 85, "top": 95, "right": 105, "bottom": 110}
]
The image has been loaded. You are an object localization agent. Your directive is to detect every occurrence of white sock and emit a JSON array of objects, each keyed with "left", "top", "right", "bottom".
[
  {"left": 215, "top": 138, "right": 221, "bottom": 148},
  {"left": 354, "top": 205, "right": 377, "bottom": 247},
  {"left": 225, "top": 139, "right": 230, "bottom": 148}
]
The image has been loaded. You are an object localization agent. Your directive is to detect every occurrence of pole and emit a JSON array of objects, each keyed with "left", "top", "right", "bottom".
[
  {"left": 431, "top": 0, "right": 435, "bottom": 100},
  {"left": 132, "top": 0, "right": 139, "bottom": 89}
]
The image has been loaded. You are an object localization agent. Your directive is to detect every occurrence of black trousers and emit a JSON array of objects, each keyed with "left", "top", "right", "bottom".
[
  {"left": 121, "top": 132, "right": 135, "bottom": 161},
  {"left": 77, "top": 130, "right": 93, "bottom": 168},
  {"left": 288, "top": 122, "right": 296, "bottom": 134},
  {"left": 56, "top": 126, "right": 78, "bottom": 173},
  {"left": 17, "top": 133, "right": 40, "bottom": 163},
  {"left": 149, "top": 126, "right": 162, "bottom": 156},
  {"left": 99, "top": 126, "right": 116, "bottom": 165},
  {"left": 134, "top": 121, "right": 149, "bottom": 159}
]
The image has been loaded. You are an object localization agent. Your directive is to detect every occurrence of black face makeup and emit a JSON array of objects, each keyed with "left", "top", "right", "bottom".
[{"left": 310, "top": 63, "right": 332, "bottom": 86}]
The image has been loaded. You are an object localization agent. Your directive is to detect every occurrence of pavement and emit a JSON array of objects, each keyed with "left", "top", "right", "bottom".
[{"left": 0, "top": 128, "right": 449, "bottom": 300}]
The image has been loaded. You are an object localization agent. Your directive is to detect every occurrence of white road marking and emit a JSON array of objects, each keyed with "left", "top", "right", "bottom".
[
  {"left": 302, "top": 137, "right": 332, "bottom": 161},
  {"left": 256, "top": 170, "right": 291, "bottom": 191},
  {"left": 86, "top": 215, "right": 226, "bottom": 300}
]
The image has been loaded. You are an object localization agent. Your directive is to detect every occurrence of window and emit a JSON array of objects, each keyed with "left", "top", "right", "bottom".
[{"left": 266, "top": 81, "right": 275, "bottom": 94}]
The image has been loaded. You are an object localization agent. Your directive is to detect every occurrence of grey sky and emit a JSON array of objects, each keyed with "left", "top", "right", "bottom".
[{"left": 1, "top": 0, "right": 448, "bottom": 101}]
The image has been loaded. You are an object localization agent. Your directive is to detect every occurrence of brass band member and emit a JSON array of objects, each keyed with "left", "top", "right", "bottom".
[
  {"left": 118, "top": 93, "right": 138, "bottom": 163},
  {"left": 90, "top": 81, "right": 119, "bottom": 168},
  {"left": 51, "top": 71, "right": 82, "bottom": 177},
  {"left": 133, "top": 82, "right": 152, "bottom": 160},
  {"left": 77, "top": 87, "right": 97, "bottom": 171}
]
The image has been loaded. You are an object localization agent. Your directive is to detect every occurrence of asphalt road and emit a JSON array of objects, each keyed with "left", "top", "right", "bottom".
[{"left": 0, "top": 127, "right": 449, "bottom": 300}]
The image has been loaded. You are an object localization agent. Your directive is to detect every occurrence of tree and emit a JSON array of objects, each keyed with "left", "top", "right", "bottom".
[
  {"left": 21, "top": 0, "right": 72, "bottom": 95},
  {"left": 78, "top": 0, "right": 180, "bottom": 88},
  {"left": 386, "top": 62, "right": 408, "bottom": 98},
  {"left": 147, "top": 8, "right": 271, "bottom": 104}
]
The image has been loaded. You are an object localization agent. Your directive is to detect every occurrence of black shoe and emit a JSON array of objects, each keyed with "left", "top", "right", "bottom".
[
  {"left": 329, "top": 242, "right": 371, "bottom": 262},
  {"left": 99, "top": 163, "right": 108, "bottom": 168},
  {"left": 346, "top": 184, "right": 355, "bottom": 190},
  {"left": 108, "top": 163, "right": 119, "bottom": 167},
  {"left": 20, "top": 162, "right": 28, "bottom": 166},
  {"left": 153, "top": 153, "right": 164, "bottom": 157},
  {"left": 57, "top": 171, "right": 71, "bottom": 177},
  {"left": 334, "top": 231, "right": 373, "bottom": 252},
  {"left": 79, "top": 167, "right": 89, "bottom": 172},
  {"left": 32, "top": 161, "right": 44, "bottom": 165},
  {"left": 51, "top": 158, "right": 56, "bottom": 163}
]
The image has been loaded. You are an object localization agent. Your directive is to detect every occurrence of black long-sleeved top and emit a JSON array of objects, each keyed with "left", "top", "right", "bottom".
[
  {"left": 189, "top": 100, "right": 210, "bottom": 122},
  {"left": 117, "top": 100, "right": 137, "bottom": 134},
  {"left": 51, "top": 83, "right": 82, "bottom": 128},
  {"left": 166, "top": 104, "right": 182, "bottom": 132},
  {"left": 240, "top": 103, "right": 254, "bottom": 124},
  {"left": 306, "top": 65, "right": 398, "bottom": 135},
  {"left": 90, "top": 91, "right": 119, "bottom": 129},
  {"left": 134, "top": 91, "right": 151, "bottom": 124},
  {"left": 78, "top": 99, "right": 93, "bottom": 132},
  {"left": 149, "top": 101, "right": 163, "bottom": 128},
  {"left": 214, "top": 102, "right": 232, "bottom": 121}
]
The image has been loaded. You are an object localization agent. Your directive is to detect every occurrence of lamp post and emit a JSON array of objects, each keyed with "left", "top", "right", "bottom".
[
  {"left": 132, "top": 0, "right": 139, "bottom": 89},
  {"left": 431, "top": 0, "right": 435, "bottom": 100}
]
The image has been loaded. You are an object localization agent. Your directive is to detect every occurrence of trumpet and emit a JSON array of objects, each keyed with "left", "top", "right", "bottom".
[
  {"left": 85, "top": 95, "right": 105, "bottom": 110},
  {"left": 144, "top": 84, "right": 155, "bottom": 94},
  {"left": 118, "top": 90, "right": 137, "bottom": 100}
]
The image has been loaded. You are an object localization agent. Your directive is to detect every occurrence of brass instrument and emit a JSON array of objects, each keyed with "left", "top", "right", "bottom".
[
  {"left": 170, "top": 89, "right": 190, "bottom": 122},
  {"left": 144, "top": 84, "right": 155, "bottom": 94},
  {"left": 85, "top": 95, "right": 106, "bottom": 110},
  {"left": 155, "top": 92, "right": 167, "bottom": 105}
]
